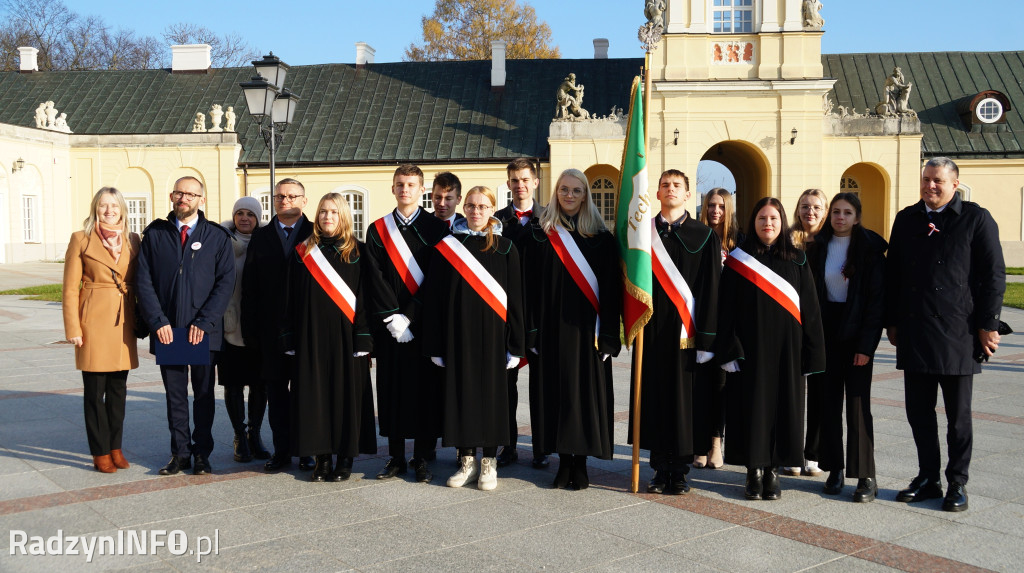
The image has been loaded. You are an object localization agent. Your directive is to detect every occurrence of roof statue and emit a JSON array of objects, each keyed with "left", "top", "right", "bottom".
[
  {"left": 32, "top": 101, "right": 73, "bottom": 133},
  {"left": 54, "top": 112, "right": 72, "bottom": 133},
  {"left": 208, "top": 104, "right": 224, "bottom": 133},
  {"left": 44, "top": 101, "right": 57, "bottom": 128},
  {"left": 34, "top": 103, "right": 46, "bottom": 128},
  {"left": 192, "top": 112, "right": 207, "bottom": 133},
  {"left": 874, "top": 67, "right": 916, "bottom": 116},
  {"left": 554, "top": 73, "right": 590, "bottom": 121},
  {"left": 802, "top": 0, "right": 825, "bottom": 31},
  {"left": 225, "top": 106, "right": 236, "bottom": 132},
  {"left": 639, "top": 0, "right": 665, "bottom": 52}
]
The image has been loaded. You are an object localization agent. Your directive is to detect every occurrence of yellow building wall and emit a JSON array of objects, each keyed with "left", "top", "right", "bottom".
[{"left": 955, "top": 160, "right": 1024, "bottom": 260}]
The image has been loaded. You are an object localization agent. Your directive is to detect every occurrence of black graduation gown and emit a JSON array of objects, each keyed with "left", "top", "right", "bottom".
[
  {"left": 523, "top": 223, "right": 622, "bottom": 459},
  {"left": 421, "top": 233, "right": 526, "bottom": 448},
  {"left": 365, "top": 208, "right": 449, "bottom": 438},
  {"left": 628, "top": 214, "right": 721, "bottom": 455},
  {"left": 714, "top": 242, "right": 826, "bottom": 468},
  {"left": 285, "top": 240, "right": 377, "bottom": 458}
]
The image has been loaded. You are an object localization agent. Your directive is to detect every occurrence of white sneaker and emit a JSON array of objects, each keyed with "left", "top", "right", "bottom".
[
  {"left": 803, "top": 460, "right": 823, "bottom": 476},
  {"left": 782, "top": 466, "right": 802, "bottom": 476},
  {"left": 447, "top": 455, "right": 478, "bottom": 487},
  {"left": 478, "top": 457, "right": 498, "bottom": 491}
]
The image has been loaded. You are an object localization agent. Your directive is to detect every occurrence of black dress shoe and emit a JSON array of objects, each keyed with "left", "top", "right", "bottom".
[
  {"left": 569, "top": 455, "right": 589, "bottom": 490},
  {"left": 744, "top": 467, "right": 763, "bottom": 500},
  {"left": 330, "top": 457, "right": 353, "bottom": 482},
  {"left": 666, "top": 471, "right": 690, "bottom": 495},
  {"left": 247, "top": 428, "right": 271, "bottom": 460},
  {"left": 762, "top": 467, "right": 781, "bottom": 500},
  {"left": 532, "top": 455, "right": 550, "bottom": 469},
  {"left": 823, "top": 470, "right": 844, "bottom": 495},
  {"left": 552, "top": 454, "right": 572, "bottom": 489},
  {"left": 410, "top": 457, "right": 433, "bottom": 483},
  {"left": 310, "top": 454, "right": 332, "bottom": 482},
  {"left": 375, "top": 457, "right": 407, "bottom": 480},
  {"left": 646, "top": 470, "right": 669, "bottom": 494},
  {"left": 298, "top": 456, "right": 316, "bottom": 471},
  {"left": 942, "top": 482, "right": 968, "bottom": 512},
  {"left": 193, "top": 455, "right": 212, "bottom": 475},
  {"left": 264, "top": 454, "right": 292, "bottom": 472},
  {"left": 233, "top": 432, "right": 253, "bottom": 463},
  {"left": 496, "top": 446, "right": 519, "bottom": 467},
  {"left": 853, "top": 477, "right": 877, "bottom": 503},
  {"left": 159, "top": 456, "right": 192, "bottom": 476},
  {"left": 895, "top": 475, "right": 943, "bottom": 503}
]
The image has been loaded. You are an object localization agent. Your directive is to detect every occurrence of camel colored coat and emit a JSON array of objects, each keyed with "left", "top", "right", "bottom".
[{"left": 62, "top": 229, "right": 141, "bottom": 372}]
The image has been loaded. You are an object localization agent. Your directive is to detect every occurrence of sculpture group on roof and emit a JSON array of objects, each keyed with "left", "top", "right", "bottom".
[
  {"left": 192, "top": 104, "right": 237, "bottom": 133},
  {"left": 33, "top": 101, "right": 72, "bottom": 133}
]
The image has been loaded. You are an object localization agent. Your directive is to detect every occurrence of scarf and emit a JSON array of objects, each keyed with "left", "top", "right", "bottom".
[{"left": 97, "top": 222, "right": 124, "bottom": 263}]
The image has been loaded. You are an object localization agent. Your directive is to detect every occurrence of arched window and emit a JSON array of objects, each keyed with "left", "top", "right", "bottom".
[
  {"left": 124, "top": 196, "right": 150, "bottom": 234},
  {"left": 330, "top": 185, "right": 370, "bottom": 240},
  {"left": 591, "top": 177, "right": 618, "bottom": 231},
  {"left": 497, "top": 183, "right": 514, "bottom": 207},
  {"left": 258, "top": 194, "right": 272, "bottom": 224},
  {"left": 956, "top": 183, "right": 971, "bottom": 202},
  {"left": 840, "top": 176, "right": 860, "bottom": 197}
]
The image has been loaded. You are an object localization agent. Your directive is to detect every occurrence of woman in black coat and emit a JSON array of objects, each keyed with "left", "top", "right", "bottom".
[{"left": 807, "top": 192, "right": 887, "bottom": 502}]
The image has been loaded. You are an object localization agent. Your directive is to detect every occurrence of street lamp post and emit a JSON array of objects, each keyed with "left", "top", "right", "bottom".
[{"left": 238, "top": 52, "right": 300, "bottom": 217}]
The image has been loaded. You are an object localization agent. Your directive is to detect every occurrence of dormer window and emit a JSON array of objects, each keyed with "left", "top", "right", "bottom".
[
  {"left": 975, "top": 98, "right": 1003, "bottom": 124},
  {"left": 712, "top": 0, "right": 754, "bottom": 33},
  {"left": 956, "top": 90, "right": 1011, "bottom": 131}
]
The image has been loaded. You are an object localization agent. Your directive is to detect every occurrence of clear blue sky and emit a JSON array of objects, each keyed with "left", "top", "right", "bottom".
[{"left": 54, "top": 0, "right": 1024, "bottom": 66}]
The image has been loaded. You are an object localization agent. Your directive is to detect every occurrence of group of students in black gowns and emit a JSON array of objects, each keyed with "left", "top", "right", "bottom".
[{"left": 274, "top": 160, "right": 887, "bottom": 501}]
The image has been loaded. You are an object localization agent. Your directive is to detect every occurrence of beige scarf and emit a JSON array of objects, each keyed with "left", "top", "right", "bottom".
[{"left": 97, "top": 222, "right": 124, "bottom": 263}]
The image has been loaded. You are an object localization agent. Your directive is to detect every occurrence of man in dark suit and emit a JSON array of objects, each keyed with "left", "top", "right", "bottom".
[
  {"left": 493, "top": 158, "right": 548, "bottom": 469},
  {"left": 241, "top": 178, "right": 316, "bottom": 472},
  {"left": 886, "top": 157, "right": 1005, "bottom": 512},
  {"left": 136, "top": 176, "right": 234, "bottom": 476}
]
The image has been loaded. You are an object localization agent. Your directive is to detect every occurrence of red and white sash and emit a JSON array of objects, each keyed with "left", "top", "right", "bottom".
[
  {"left": 436, "top": 235, "right": 508, "bottom": 321},
  {"left": 548, "top": 225, "right": 601, "bottom": 340},
  {"left": 651, "top": 220, "right": 696, "bottom": 347},
  {"left": 296, "top": 243, "right": 357, "bottom": 323},
  {"left": 725, "top": 247, "right": 801, "bottom": 324},
  {"left": 373, "top": 213, "right": 425, "bottom": 295}
]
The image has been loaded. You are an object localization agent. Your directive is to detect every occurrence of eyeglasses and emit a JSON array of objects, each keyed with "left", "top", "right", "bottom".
[
  {"left": 557, "top": 187, "right": 584, "bottom": 197},
  {"left": 463, "top": 204, "right": 493, "bottom": 212},
  {"left": 171, "top": 191, "right": 202, "bottom": 201},
  {"left": 799, "top": 204, "right": 824, "bottom": 213},
  {"left": 274, "top": 194, "right": 305, "bottom": 202}
]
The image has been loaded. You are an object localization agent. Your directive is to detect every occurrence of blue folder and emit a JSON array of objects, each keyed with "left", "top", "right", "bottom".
[{"left": 155, "top": 327, "right": 211, "bottom": 365}]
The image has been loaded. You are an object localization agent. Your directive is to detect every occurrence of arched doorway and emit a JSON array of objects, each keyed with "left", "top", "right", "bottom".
[
  {"left": 700, "top": 140, "right": 770, "bottom": 224},
  {"left": 840, "top": 163, "right": 889, "bottom": 237},
  {"left": 584, "top": 164, "right": 620, "bottom": 231}
]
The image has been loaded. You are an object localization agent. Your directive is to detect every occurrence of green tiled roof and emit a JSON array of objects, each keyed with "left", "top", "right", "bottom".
[
  {"left": 0, "top": 58, "right": 643, "bottom": 164},
  {"left": 822, "top": 51, "right": 1024, "bottom": 158}
]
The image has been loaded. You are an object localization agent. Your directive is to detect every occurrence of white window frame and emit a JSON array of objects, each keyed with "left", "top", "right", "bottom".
[
  {"left": 591, "top": 176, "right": 618, "bottom": 231},
  {"left": 497, "top": 183, "right": 514, "bottom": 208},
  {"left": 124, "top": 196, "right": 150, "bottom": 235},
  {"left": 258, "top": 194, "right": 273, "bottom": 224},
  {"left": 330, "top": 185, "right": 370, "bottom": 241},
  {"left": 975, "top": 98, "right": 1003, "bottom": 124},
  {"left": 22, "top": 195, "right": 39, "bottom": 243},
  {"left": 956, "top": 183, "right": 972, "bottom": 202},
  {"left": 710, "top": 0, "right": 755, "bottom": 34}
]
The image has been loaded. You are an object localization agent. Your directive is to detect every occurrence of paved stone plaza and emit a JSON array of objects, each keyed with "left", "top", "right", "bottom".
[{"left": 0, "top": 262, "right": 1022, "bottom": 572}]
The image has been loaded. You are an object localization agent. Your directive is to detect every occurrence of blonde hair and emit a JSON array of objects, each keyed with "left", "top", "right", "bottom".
[
  {"left": 464, "top": 186, "right": 500, "bottom": 251},
  {"left": 700, "top": 187, "right": 739, "bottom": 251},
  {"left": 790, "top": 188, "right": 828, "bottom": 248},
  {"left": 539, "top": 168, "right": 606, "bottom": 237},
  {"left": 303, "top": 192, "right": 359, "bottom": 263},
  {"left": 83, "top": 187, "right": 132, "bottom": 251}
]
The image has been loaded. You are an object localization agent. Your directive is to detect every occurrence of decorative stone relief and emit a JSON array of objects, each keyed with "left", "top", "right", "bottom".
[
  {"left": 554, "top": 73, "right": 590, "bottom": 121},
  {"left": 225, "top": 106, "right": 236, "bottom": 132},
  {"left": 208, "top": 104, "right": 224, "bottom": 132},
  {"left": 192, "top": 112, "right": 207, "bottom": 133},
  {"left": 712, "top": 42, "right": 755, "bottom": 64},
  {"left": 802, "top": 0, "right": 825, "bottom": 31}
]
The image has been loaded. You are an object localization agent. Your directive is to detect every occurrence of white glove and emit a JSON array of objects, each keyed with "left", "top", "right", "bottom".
[
  {"left": 529, "top": 347, "right": 538, "bottom": 355},
  {"left": 284, "top": 350, "right": 295, "bottom": 356},
  {"left": 353, "top": 351, "right": 369, "bottom": 358},
  {"left": 599, "top": 353, "right": 610, "bottom": 362},
  {"left": 384, "top": 314, "right": 413, "bottom": 342},
  {"left": 431, "top": 356, "right": 445, "bottom": 367},
  {"left": 696, "top": 351, "right": 714, "bottom": 364},
  {"left": 721, "top": 360, "right": 740, "bottom": 373},
  {"left": 506, "top": 352, "right": 519, "bottom": 370}
]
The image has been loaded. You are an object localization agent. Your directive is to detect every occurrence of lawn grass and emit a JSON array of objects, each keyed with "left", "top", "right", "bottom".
[
  {"left": 1007, "top": 267, "right": 1024, "bottom": 276},
  {"left": 0, "top": 284, "right": 63, "bottom": 302},
  {"left": 1004, "top": 283, "right": 1024, "bottom": 310}
]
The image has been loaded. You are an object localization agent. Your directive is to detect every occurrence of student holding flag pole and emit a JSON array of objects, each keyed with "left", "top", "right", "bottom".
[
  {"left": 713, "top": 197, "right": 826, "bottom": 501},
  {"left": 421, "top": 186, "right": 525, "bottom": 491},
  {"left": 524, "top": 168, "right": 622, "bottom": 490}
]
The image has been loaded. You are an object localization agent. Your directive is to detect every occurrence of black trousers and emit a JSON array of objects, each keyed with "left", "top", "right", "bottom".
[
  {"left": 811, "top": 302, "right": 876, "bottom": 478},
  {"left": 649, "top": 450, "right": 689, "bottom": 472},
  {"left": 265, "top": 354, "right": 296, "bottom": 457},
  {"left": 506, "top": 367, "right": 519, "bottom": 447},
  {"left": 218, "top": 342, "right": 267, "bottom": 434},
  {"left": 904, "top": 371, "right": 973, "bottom": 485},
  {"left": 388, "top": 436, "right": 437, "bottom": 460},
  {"left": 160, "top": 356, "right": 216, "bottom": 459},
  {"left": 82, "top": 370, "right": 128, "bottom": 456},
  {"left": 803, "top": 378, "right": 823, "bottom": 464}
]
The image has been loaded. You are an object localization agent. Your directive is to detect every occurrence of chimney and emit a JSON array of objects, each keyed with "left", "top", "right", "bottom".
[
  {"left": 170, "top": 44, "right": 211, "bottom": 73},
  {"left": 491, "top": 40, "right": 506, "bottom": 89},
  {"left": 355, "top": 42, "right": 375, "bottom": 68},
  {"left": 18, "top": 47, "right": 39, "bottom": 72},
  {"left": 593, "top": 38, "right": 609, "bottom": 59}
]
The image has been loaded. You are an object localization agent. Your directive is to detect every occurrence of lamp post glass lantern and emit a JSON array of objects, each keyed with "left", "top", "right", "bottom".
[{"left": 237, "top": 52, "right": 300, "bottom": 217}]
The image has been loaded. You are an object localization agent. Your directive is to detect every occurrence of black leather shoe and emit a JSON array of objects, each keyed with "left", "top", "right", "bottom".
[
  {"left": 942, "top": 482, "right": 968, "bottom": 512},
  {"left": 192, "top": 455, "right": 212, "bottom": 475},
  {"left": 410, "top": 457, "right": 433, "bottom": 483},
  {"left": 247, "top": 428, "right": 271, "bottom": 460},
  {"left": 762, "top": 467, "right": 781, "bottom": 500},
  {"left": 853, "top": 477, "right": 877, "bottom": 503},
  {"left": 264, "top": 454, "right": 292, "bottom": 472},
  {"left": 552, "top": 454, "right": 572, "bottom": 489},
  {"left": 666, "top": 471, "right": 690, "bottom": 495},
  {"left": 330, "top": 457, "right": 353, "bottom": 482},
  {"left": 895, "top": 475, "right": 943, "bottom": 503},
  {"left": 646, "top": 470, "right": 668, "bottom": 494},
  {"left": 744, "top": 467, "right": 763, "bottom": 500},
  {"left": 375, "top": 457, "right": 407, "bottom": 480},
  {"left": 233, "top": 433, "right": 253, "bottom": 463},
  {"left": 496, "top": 446, "right": 518, "bottom": 467},
  {"left": 159, "top": 456, "right": 191, "bottom": 475},
  {"left": 532, "top": 455, "right": 550, "bottom": 469},
  {"left": 310, "top": 454, "right": 332, "bottom": 482},
  {"left": 823, "top": 470, "right": 844, "bottom": 495},
  {"left": 569, "top": 455, "right": 589, "bottom": 490},
  {"left": 298, "top": 456, "right": 316, "bottom": 471}
]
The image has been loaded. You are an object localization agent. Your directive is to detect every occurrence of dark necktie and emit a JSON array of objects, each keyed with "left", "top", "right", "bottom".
[
  {"left": 283, "top": 226, "right": 293, "bottom": 238},
  {"left": 179, "top": 225, "right": 189, "bottom": 248}
]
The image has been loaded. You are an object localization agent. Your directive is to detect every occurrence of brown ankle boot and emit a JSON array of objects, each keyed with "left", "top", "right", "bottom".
[
  {"left": 708, "top": 437, "right": 724, "bottom": 469},
  {"left": 110, "top": 449, "right": 130, "bottom": 469},
  {"left": 93, "top": 454, "right": 117, "bottom": 473}
]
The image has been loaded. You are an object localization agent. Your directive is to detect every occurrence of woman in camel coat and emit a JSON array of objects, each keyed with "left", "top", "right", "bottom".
[{"left": 62, "top": 187, "right": 141, "bottom": 473}]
